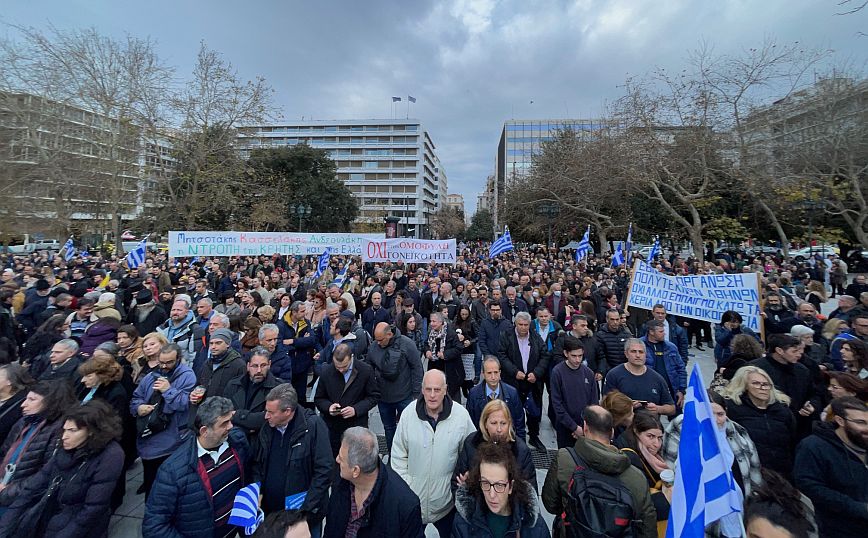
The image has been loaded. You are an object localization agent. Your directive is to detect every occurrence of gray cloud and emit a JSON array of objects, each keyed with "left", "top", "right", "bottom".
[{"left": 5, "top": 0, "right": 865, "bottom": 214}]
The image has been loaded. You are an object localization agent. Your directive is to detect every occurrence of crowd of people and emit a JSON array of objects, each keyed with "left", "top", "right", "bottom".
[{"left": 0, "top": 242, "right": 865, "bottom": 537}]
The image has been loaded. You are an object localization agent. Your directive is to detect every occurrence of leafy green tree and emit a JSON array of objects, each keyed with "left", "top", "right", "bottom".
[
  {"left": 466, "top": 209, "right": 494, "bottom": 241},
  {"left": 246, "top": 144, "right": 358, "bottom": 232}
]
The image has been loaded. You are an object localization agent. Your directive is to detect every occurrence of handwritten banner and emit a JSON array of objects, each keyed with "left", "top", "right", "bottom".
[
  {"left": 168, "top": 231, "right": 384, "bottom": 257},
  {"left": 363, "top": 238, "right": 457, "bottom": 264},
  {"left": 627, "top": 260, "right": 762, "bottom": 331}
]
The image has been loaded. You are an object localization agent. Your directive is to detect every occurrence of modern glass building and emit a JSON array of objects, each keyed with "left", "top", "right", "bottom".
[
  {"left": 493, "top": 119, "right": 613, "bottom": 227},
  {"left": 236, "top": 119, "right": 443, "bottom": 237}
]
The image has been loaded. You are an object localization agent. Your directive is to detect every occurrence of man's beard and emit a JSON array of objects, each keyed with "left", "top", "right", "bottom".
[{"left": 844, "top": 424, "right": 868, "bottom": 450}]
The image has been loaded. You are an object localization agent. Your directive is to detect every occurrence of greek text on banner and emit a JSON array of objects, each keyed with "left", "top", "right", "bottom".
[
  {"left": 626, "top": 261, "right": 762, "bottom": 331},
  {"left": 168, "top": 231, "right": 384, "bottom": 257},
  {"left": 363, "top": 238, "right": 457, "bottom": 264}
]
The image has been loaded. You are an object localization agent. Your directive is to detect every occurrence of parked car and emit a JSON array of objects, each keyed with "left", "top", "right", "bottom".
[{"left": 789, "top": 246, "right": 839, "bottom": 261}]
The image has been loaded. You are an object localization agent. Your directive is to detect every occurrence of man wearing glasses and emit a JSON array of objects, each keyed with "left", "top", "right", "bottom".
[{"left": 795, "top": 397, "right": 868, "bottom": 538}]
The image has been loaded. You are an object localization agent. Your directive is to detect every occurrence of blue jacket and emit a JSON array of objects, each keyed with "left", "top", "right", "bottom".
[
  {"left": 641, "top": 335, "right": 687, "bottom": 395},
  {"left": 275, "top": 318, "right": 317, "bottom": 379},
  {"left": 465, "top": 380, "right": 526, "bottom": 440},
  {"left": 478, "top": 317, "right": 512, "bottom": 356},
  {"left": 142, "top": 429, "right": 250, "bottom": 538},
  {"left": 640, "top": 317, "right": 689, "bottom": 363},
  {"left": 130, "top": 364, "right": 197, "bottom": 459},
  {"left": 714, "top": 325, "right": 760, "bottom": 367},
  {"left": 361, "top": 306, "right": 392, "bottom": 337}
]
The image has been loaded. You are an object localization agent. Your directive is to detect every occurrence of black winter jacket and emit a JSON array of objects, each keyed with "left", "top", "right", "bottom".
[
  {"left": 224, "top": 371, "right": 283, "bottom": 437},
  {"left": 0, "top": 441, "right": 124, "bottom": 538},
  {"left": 726, "top": 396, "right": 796, "bottom": 477},
  {"left": 0, "top": 415, "right": 63, "bottom": 506},
  {"left": 593, "top": 323, "right": 632, "bottom": 374},
  {"left": 794, "top": 422, "right": 868, "bottom": 538},
  {"left": 313, "top": 358, "right": 381, "bottom": 437},
  {"left": 452, "top": 480, "right": 551, "bottom": 538},
  {"left": 142, "top": 429, "right": 249, "bottom": 538},
  {"left": 452, "top": 431, "right": 538, "bottom": 492},
  {"left": 192, "top": 347, "right": 246, "bottom": 398},
  {"left": 749, "top": 356, "right": 819, "bottom": 414},
  {"left": 323, "top": 461, "right": 424, "bottom": 538}
]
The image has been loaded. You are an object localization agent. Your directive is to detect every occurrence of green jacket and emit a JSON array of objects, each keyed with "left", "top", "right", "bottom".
[{"left": 542, "top": 436, "right": 657, "bottom": 538}]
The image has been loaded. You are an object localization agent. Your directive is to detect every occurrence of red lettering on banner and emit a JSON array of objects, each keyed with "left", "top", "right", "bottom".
[{"left": 367, "top": 242, "right": 387, "bottom": 258}]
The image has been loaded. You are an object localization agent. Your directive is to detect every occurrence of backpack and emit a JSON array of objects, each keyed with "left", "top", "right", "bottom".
[{"left": 560, "top": 447, "right": 641, "bottom": 538}]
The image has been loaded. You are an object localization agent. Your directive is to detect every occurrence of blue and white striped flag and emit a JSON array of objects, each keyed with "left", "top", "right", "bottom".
[
  {"left": 62, "top": 236, "right": 76, "bottom": 262},
  {"left": 315, "top": 248, "right": 331, "bottom": 279},
  {"left": 126, "top": 238, "right": 148, "bottom": 269},
  {"left": 625, "top": 223, "right": 633, "bottom": 264},
  {"left": 489, "top": 227, "right": 514, "bottom": 258},
  {"left": 647, "top": 236, "right": 660, "bottom": 262},
  {"left": 227, "top": 482, "right": 264, "bottom": 535},
  {"left": 666, "top": 367, "right": 743, "bottom": 537},
  {"left": 575, "top": 225, "right": 591, "bottom": 263},
  {"left": 333, "top": 264, "right": 349, "bottom": 288},
  {"left": 80, "top": 247, "right": 90, "bottom": 259},
  {"left": 611, "top": 242, "right": 624, "bottom": 267}
]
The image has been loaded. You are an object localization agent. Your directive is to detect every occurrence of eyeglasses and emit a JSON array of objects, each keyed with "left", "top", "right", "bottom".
[
  {"left": 749, "top": 381, "right": 772, "bottom": 389},
  {"left": 842, "top": 417, "right": 868, "bottom": 427},
  {"left": 157, "top": 360, "right": 177, "bottom": 368},
  {"left": 480, "top": 480, "right": 510, "bottom": 493}
]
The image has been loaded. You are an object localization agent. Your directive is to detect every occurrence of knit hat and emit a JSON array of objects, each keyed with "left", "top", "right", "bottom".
[
  {"left": 92, "top": 300, "right": 121, "bottom": 321},
  {"left": 211, "top": 328, "right": 234, "bottom": 345},
  {"left": 789, "top": 325, "right": 815, "bottom": 338}
]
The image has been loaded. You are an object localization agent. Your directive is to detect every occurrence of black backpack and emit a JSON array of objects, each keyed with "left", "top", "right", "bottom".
[{"left": 559, "top": 447, "right": 641, "bottom": 538}]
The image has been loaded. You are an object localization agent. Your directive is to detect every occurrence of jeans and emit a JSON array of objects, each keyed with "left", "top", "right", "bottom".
[
  {"left": 430, "top": 507, "right": 456, "bottom": 537},
  {"left": 379, "top": 397, "right": 414, "bottom": 452},
  {"left": 291, "top": 372, "right": 309, "bottom": 404},
  {"left": 141, "top": 455, "right": 170, "bottom": 500}
]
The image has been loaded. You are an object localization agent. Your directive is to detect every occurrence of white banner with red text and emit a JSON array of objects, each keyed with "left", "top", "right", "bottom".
[{"left": 362, "top": 238, "right": 457, "bottom": 264}]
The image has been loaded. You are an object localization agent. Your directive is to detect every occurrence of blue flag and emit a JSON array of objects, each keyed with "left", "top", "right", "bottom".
[
  {"left": 80, "top": 248, "right": 90, "bottom": 259},
  {"left": 489, "top": 227, "right": 514, "bottom": 258},
  {"left": 62, "top": 236, "right": 76, "bottom": 262},
  {"left": 333, "top": 264, "right": 349, "bottom": 288},
  {"left": 666, "top": 368, "right": 743, "bottom": 537},
  {"left": 228, "top": 482, "right": 264, "bottom": 535},
  {"left": 575, "top": 225, "right": 591, "bottom": 263},
  {"left": 315, "top": 248, "right": 331, "bottom": 279},
  {"left": 648, "top": 236, "right": 660, "bottom": 262},
  {"left": 611, "top": 242, "right": 624, "bottom": 267},
  {"left": 126, "top": 238, "right": 148, "bottom": 269},
  {"left": 625, "top": 223, "right": 633, "bottom": 265},
  {"left": 285, "top": 491, "right": 307, "bottom": 510}
]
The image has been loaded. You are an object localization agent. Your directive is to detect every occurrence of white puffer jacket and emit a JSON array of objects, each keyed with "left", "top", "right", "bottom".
[{"left": 390, "top": 396, "right": 476, "bottom": 524}]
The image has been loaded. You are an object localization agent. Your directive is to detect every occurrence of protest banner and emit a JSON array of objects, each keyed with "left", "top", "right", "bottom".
[
  {"left": 363, "top": 238, "right": 457, "bottom": 264},
  {"left": 168, "top": 231, "right": 383, "bottom": 257},
  {"left": 626, "top": 260, "right": 763, "bottom": 333}
]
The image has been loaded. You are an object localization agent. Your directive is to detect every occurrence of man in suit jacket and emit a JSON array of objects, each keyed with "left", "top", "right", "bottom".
[{"left": 497, "top": 311, "right": 550, "bottom": 450}]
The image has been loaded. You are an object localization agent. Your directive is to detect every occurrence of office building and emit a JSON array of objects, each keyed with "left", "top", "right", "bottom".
[
  {"left": 445, "top": 193, "right": 464, "bottom": 215},
  {"left": 236, "top": 118, "right": 442, "bottom": 237}
]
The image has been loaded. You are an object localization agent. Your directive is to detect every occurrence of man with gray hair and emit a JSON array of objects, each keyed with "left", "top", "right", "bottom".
[
  {"left": 39, "top": 338, "right": 82, "bottom": 383},
  {"left": 252, "top": 383, "right": 332, "bottom": 535},
  {"left": 144, "top": 396, "right": 249, "bottom": 538},
  {"left": 603, "top": 337, "right": 676, "bottom": 416},
  {"left": 324, "top": 427, "right": 423, "bottom": 538}
]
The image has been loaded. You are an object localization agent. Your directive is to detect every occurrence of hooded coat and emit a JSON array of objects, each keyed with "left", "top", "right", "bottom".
[{"left": 452, "top": 480, "right": 551, "bottom": 538}]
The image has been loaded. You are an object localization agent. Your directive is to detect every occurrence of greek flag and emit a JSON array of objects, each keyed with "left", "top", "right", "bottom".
[
  {"left": 575, "top": 225, "right": 591, "bottom": 263},
  {"left": 285, "top": 491, "right": 307, "bottom": 510},
  {"left": 80, "top": 248, "right": 90, "bottom": 259},
  {"left": 392, "top": 96, "right": 402, "bottom": 102},
  {"left": 333, "top": 264, "right": 349, "bottom": 288},
  {"left": 625, "top": 223, "right": 633, "bottom": 264},
  {"left": 315, "top": 248, "right": 331, "bottom": 279},
  {"left": 408, "top": 95, "right": 416, "bottom": 103},
  {"left": 611, "top": 242, "right": 624, "bottom": 267},
  {"left": 489, "top": 227, "right": 513, "bottom": 258},
  {"left": 126, "top": 238, "right": 148, "bottom": 269},
  {"left": 648, "top": 237, "right": 660, "bottom": 262},
  {"left": 228, "top": 482, "right": 264, "bottom": 535},
  {"left": 62, "top": 236, "right": 76, "bottom": 262},
  {"left": 666, "top": 368, "right": 743, "bottom": 537}
]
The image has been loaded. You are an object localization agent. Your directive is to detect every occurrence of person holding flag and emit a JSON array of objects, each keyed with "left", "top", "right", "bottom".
[
  {"left": 62, "top": 236, "right": 77, "bottom": 262},
  {"left": 575, "top": 225, "right": 591, "bottom": 263},
  {"left": 314, "top": 248, "right": 331, "bottom": 280},
  {"left": 611, "top": 242, "right": 625, "bottom": 268},
  {"left": 489, "top": 227, "right": 514, "bottom": 258},
  {"left": 126, "top": 236, "right": 149, "bottom": 269}
]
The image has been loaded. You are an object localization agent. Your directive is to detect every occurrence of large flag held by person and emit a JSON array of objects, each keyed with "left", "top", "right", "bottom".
[
  {"left": 666, "top": 367, "right": 743, "bottom": 537},
  {"left": 228, "top": 482, "right": 264, "bottom": 535},
  {"left": 648, "top": 236, "right": 660, "bottom": 262},
  {"left": 611, "top": 242, "right": 625, "bottom": 267},
  {"left": 62, "top": 236, "right": 76, "bottom": 262},
  {"left": 315, "top": 248, "right": 332, "bottom": 279},
  {"left": 333, "top": 264, "right": 349, "bottom": 288},
  {"left": 126, "top": 237, "right": 148, "bottom": 269},
  {"left": 575, "top": 225, "right": 591, "bottom": 263},
  {"left": 489, "top": 227, "right": 514, "bottom": 258}
]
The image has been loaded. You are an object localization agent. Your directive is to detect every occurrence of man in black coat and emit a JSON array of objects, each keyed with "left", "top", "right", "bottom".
[
  {"left": 224, "top": 346, "right": 283, "bottom": 440},
  {"left": 313, "top": 343, "right": 381, "bottom": 456},
  {"left": 593, "top": 308, "right": 633, "bottom": 376},
  {"left": 324, "top": 427, "right": 423, "bottom": 538},
  {"left": 498, "top": 311, "right": 550, "bottom": 450},
  {"left": 251, "top": 383, "right": 332, "bottom": 534}
]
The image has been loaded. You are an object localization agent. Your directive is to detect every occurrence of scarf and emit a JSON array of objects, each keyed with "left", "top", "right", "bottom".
[
  {"left": 639, "top": 441, "right": 669, "bottom": 474},
  {"left": 427, "top": 324, "right": 447, "bottom": 358}
]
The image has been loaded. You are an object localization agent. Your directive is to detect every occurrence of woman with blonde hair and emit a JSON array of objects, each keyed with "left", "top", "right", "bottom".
[
  {"left": 821, "top": 317, "right": 849, "bottom": 342},
  {"left": 136, "top": 332, "right": 169, "bottom": 385},
  {"left": 725, "top": 365, "right": 797, "bottom": 478},
  {"left": 804, "top": 280, "right": 827, "bottom": 312},
  {"left": 601, "top": 389, "right": 634, "bottom": 439},
  {"left": 453, "top": 399, "right": 537, "bottom": 492}
]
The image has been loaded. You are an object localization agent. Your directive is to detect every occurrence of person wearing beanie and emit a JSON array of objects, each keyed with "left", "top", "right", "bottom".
[
  {"left": 190, "top": 327, "right": 245, "bottom": 412},
  {"left": 79, "top": 298, "right": 122, "bottom": 357},
  {"left": 126, "top": 288, "right": 167, "bottom": 337},
  {"left": 15, "top": 279, "right": 52, "bottom": 335}
]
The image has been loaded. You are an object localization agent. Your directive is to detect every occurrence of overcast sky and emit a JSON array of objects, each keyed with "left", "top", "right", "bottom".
[{"left": 4, "top": 1, "right": 866, "bottom": 213}]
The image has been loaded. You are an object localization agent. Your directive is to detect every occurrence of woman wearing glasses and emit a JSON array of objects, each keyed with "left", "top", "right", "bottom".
[
  {"left": 725, "top": 366, "right": 797, "bottom": 478},
  {"left": 452, "top": 441, "right": 550, "bottom": 537}
]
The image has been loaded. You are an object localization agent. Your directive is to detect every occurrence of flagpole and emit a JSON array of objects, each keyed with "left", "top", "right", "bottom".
[{"left": 623, "top": 258, "right": 640, "bottom": 314}]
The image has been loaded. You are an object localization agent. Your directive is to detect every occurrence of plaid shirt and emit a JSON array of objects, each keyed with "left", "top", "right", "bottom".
[
  {"left": 662, "top": 413, "right": 763, "bottom": 496},
  {"left": 345, "top": 483, "right": 375, "bottom": 538}
]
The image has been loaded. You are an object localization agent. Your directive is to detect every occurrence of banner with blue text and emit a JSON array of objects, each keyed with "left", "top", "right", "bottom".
[
  {"left": 168, "top": 231, "right": 384, "bottom": 257},
  {"left": 363, "top": 238, "right": 457, "bottom": 264},
  {"left": 627, "top": 260, "right": 762, "bottom": 331}
]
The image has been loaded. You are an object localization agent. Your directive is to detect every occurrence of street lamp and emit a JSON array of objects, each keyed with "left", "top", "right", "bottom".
[
  {"left": 290, "top": 203, "right": 312, "bottom": 232},
  {"left": 799, "top": 200, "right": 827, "bottom": 256},
  {"left": 536, "top": 202, "right": 560, "bottom": 248}
]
